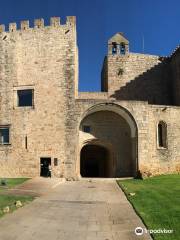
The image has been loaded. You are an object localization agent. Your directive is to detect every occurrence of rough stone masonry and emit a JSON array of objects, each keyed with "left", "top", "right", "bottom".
[{"left": 0, "top": 16, "right": 180, "bottom": 179}]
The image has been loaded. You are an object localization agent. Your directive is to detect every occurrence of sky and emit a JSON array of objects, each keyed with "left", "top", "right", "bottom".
[{"left": 0, "top": 0, "right": 180, "bottom": 91}]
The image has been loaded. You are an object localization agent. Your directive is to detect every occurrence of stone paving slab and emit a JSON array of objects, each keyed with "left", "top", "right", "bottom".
[{"left": 0, "top": 180, "right": 152, "bottom": 240}]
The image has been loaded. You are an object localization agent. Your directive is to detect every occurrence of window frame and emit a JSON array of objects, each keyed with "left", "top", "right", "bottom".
[
  {"left": 0, "top": 125, "right": 10, "bottom": 145},
  {"left": 17, "top": 89, "right": 34, "bottom": 107},
  {"left": 13, "top": 85, "right": 35, "bottom": 109}
]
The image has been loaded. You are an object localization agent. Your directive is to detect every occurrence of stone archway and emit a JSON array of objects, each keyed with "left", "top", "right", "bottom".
[{"left": 78, "top": 103, "right": 138, "bottom": 178}]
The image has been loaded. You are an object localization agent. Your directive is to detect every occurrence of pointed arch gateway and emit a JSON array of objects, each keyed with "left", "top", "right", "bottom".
[{"left": 78, "top": 103, "right": 138, "bottom": 178}]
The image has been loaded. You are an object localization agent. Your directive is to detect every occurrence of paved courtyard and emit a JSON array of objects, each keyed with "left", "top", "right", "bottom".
[{"left": 0, "top": 179, "right": 152, "bottom": 240}]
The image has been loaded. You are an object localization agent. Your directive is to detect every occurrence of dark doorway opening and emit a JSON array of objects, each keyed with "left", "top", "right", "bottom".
[
  {"left": 40, "top": 158, "right": 51, "bottom": 177},
  {"left": 80, "top": 145, "right": 109, "bottom": 177}
]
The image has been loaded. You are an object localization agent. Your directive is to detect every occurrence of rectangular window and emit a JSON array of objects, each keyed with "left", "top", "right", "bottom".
[
  {"left": 17, "top": 89, "right": 33, "bottom": 107},
  {"left": 83, "top": 126, "right": 91, "bottom": 133},
  {"left": 0, "top": 127, "right": 10, "bottom": 144}
]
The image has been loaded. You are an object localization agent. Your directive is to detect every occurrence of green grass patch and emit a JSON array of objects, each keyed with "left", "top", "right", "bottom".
[
  {"left": 0, "top": 178, "right": 30, "bottom": 189},
  {"left": 117, "top": 174, "right": 180, "bottom": 240},
  {"left": 0, "top": 195, "right": 34, "bottom": 217},
  {"left": 0, "top": 178, "right": 34, "bottom": 218}
]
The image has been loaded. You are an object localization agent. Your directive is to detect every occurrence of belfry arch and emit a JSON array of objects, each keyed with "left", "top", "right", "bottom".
[{"left": 78, "top": 103, "right": 138, "bottom": 178}]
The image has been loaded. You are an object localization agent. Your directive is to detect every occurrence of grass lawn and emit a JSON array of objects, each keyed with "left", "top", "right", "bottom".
[
  {"left": 118, "top": 174, "right": 180, "bottom": 240},
  {"left": 0, "top": 195, "right": 34, "bottom": 217},
  {"left": 0, "top": 178, "right": 34, "bottom": 217},
  {"left": 0, "top": 178, "right": 30, "bottom": 189}
]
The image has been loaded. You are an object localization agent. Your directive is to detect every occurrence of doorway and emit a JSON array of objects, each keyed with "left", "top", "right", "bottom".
[
  {"left": 80, "top": 145, "right": 109, "bottom": 177},
  {"left": 40, "top": 158, "right": 51, "bottom": 177}
]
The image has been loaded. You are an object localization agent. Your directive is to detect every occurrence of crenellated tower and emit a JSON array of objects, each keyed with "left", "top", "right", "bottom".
[{"left": 0, "top": 17, "right": 78, "bottom": 178}]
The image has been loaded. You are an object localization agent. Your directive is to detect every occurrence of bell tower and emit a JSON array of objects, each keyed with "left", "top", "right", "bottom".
[
  {"left": 108, "top": 32, "right": 129, "bottom": 55},
  {"left": 101, "top": 32, "right": 129, "bottom": 92}
]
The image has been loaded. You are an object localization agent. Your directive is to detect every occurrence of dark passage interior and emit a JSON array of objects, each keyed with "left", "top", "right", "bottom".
[
  {"left": 80, "top": 145, "right": 109, "bottom": 177},
  {"left": 40, "top": 158, "right": 51, "bottom": 177}
]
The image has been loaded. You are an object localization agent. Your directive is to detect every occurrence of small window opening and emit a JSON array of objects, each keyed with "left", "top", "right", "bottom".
[
  {"left": 112, "top": 42, "right": 117, "bottom": 54},
  {"left": 118, "top": 68, "right": 124, "bottom": 76},
  {"left": 120, "top": 43, "right": 126, "bottom": 55},
  {"left": 158, "top": 121, "right": 167, "bottom": 148},
  {"left": 25, "top": 136, "right": 27, "bottom": 149},
  {"left": 17, "top": 89, "right": 33, "bottom": 107},
  {"left": 83, "top": 126, "right": 91, "bottom": 133},
  {"left": 0, "top": 127, "right": 10, "bottom": 144}
]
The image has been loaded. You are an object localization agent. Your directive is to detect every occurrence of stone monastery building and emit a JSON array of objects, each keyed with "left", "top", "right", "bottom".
[{"left": 0, "top": 16, "right": 180, "bottom": 179}]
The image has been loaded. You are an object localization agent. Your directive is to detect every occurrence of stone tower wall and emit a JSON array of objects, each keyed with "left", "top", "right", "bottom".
[
  {"left": 170, "top": 49, "right": 180, "bottom": 105},
  {"left": 0, "top": 17, "right": 78, "bottom": 177},
  {"left": 102, "top": 53, "right": 172, "bottom": 105}
]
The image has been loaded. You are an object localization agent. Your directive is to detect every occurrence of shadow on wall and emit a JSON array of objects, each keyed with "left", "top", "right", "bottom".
[{"left": 110, "top": 58, "right": 173, "bottom": 106}]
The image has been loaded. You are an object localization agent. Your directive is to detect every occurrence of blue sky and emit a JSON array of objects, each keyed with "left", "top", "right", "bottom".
[{"left": 0, "top": 0, "right": 180, "bottom": 91}]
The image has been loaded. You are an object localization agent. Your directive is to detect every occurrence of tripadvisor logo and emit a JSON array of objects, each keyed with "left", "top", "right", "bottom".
[
  {"left": 135, "top": 227, "right": 144, "bottom": 236},
  {"left": 135, "top": 226, "right": 174, "bottom": 236}
]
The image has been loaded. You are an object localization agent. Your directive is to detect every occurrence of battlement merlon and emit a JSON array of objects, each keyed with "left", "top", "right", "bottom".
[
  {"left": 34, "top": 19, "right": 44, "bottom": 28},
  {"left": 0, "top": 16, "right": 76, "bottom": 33}
]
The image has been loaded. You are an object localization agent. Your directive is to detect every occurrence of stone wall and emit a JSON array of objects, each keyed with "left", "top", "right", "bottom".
[
  {"left": 170, "top": 48, "right": 180, "bottom": 105},
  {"left": 74, "top": 100, "right": 180, "bottom": 177},
  {"left": 78, "top": 92, "right": 108, "bottom": 99},
  {"left": 146, "top": 105, "right": 180, "bottom": 175},
  {"left": 0, "top": 17, "right": 78, "bottom": 177},
  {"left": 102, "top": 53, "right": 172, "bottom": 105}
]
